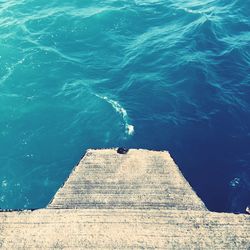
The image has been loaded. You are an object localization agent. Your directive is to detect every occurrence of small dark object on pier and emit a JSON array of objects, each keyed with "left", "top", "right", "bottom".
[{"left": 117, "top": 147, "right": 129, "bottom": 154}]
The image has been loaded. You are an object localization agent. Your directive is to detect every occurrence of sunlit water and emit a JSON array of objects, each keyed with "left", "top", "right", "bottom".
[{"left": 0, "top": 0, "right": 249, "bottom": 212}]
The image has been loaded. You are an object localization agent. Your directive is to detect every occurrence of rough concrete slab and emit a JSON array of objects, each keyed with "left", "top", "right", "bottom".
[
  {"left": 0, "top": 149, "right": 249, "bottom": 249},
  {"left": 0, "top": 209, "right": 249, "bottom": 249},
  {"left": 48, "top": 149, "right": 206, "bottom": 210}
]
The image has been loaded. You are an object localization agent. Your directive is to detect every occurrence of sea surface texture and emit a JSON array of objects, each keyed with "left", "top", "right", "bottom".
[{"left": 0, "top": 0, "right": 249, "bottom": 212}]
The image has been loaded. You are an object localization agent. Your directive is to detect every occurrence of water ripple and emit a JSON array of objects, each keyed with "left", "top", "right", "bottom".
[{"left": 0, "top": 0, "right": 249, "bottom": 212}]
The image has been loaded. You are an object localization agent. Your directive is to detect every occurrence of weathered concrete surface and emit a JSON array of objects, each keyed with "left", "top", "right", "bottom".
[
  {"left": 48, "top": 149, "right": 206, "bottom": 210},
  {"left": 0, "top": 149, "right": 249, "bottom": 249},
  {"left": 0, "top": 209, "right": 249, "bottom": 249}
]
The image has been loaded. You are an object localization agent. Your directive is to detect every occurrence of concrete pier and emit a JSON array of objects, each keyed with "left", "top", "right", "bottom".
[{"left": 0, "top": 149, "right": 249, "bottom": 249}]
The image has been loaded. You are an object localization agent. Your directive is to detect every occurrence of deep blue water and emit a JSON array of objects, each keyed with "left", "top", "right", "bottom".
[{"left": 0, "top": 0, "right": 249, "bottom": 213}]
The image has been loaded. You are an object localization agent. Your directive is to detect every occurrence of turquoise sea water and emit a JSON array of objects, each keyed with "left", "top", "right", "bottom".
[{"left": 0, "top": 0, "right": 249, "bottom": 212}]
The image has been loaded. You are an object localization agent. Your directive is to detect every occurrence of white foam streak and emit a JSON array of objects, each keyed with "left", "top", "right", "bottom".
[{"left": 96, "top": 94, "right": 135, "bottom": 136}]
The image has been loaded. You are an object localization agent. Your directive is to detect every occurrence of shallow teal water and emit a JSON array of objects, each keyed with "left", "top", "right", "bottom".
[{"left": 0, "top": 0, "right": 250, "bottom": 212}]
